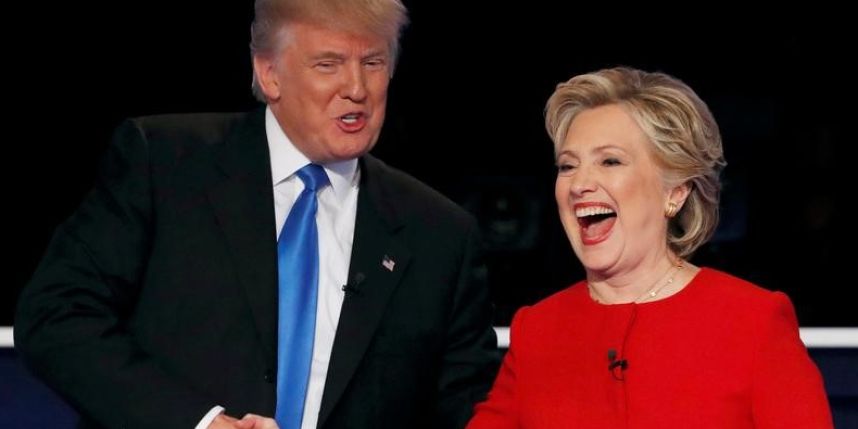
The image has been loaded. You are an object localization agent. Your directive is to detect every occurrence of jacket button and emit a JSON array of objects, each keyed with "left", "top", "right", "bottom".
[{"left": 264, "top": 370, "right": 275, "bottom": 383}]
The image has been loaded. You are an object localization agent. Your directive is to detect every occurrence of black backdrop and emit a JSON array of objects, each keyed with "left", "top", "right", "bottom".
[{"left": 7, "top": 2, "right": 855, "bottom": 326}]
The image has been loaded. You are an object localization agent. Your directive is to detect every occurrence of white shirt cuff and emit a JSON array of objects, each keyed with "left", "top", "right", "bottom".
[{"left": 195, "top": 406, "right": 225, "bottom": 429}]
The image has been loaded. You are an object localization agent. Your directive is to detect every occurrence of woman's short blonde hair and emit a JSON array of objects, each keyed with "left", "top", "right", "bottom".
[{"left": 545, "top": 67, "right": 726, "bottom": 258}]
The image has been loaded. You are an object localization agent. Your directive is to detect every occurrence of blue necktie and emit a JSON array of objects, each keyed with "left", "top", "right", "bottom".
[{"left": 276, "top": 164, "right": 329, "bottom": 429}]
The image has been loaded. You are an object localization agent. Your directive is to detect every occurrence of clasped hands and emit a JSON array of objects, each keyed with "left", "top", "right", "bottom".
[{"left": 209, "top": 413, "right": 279, "bottom": 429}]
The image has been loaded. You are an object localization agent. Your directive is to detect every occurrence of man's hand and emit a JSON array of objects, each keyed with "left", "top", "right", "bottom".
[
  {"left": 208, "top": 413, "right": 240, "bottom": 428},
  {"left": 208, "top": 413, "right": 279, "bottom": 429},
  {"left": 235, "top": 414, "right": 280, "bottom": 429}
]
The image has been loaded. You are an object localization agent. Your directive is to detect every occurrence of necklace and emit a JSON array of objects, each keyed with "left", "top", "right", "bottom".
[{"left": 588, "top": 260, "right": 685, "bottom": 304}]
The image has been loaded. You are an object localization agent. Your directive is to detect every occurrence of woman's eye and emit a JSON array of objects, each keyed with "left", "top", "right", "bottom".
[{"left": 557, "top": 163, "right": 576, "bottom": 174}]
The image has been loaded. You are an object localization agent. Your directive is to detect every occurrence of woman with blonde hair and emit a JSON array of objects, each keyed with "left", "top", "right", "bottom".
[{"left": 467, "top": 67, "right": 832, "bottom": 428}]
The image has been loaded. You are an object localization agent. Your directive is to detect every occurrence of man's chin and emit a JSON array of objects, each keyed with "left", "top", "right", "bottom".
[
  {"left": 327, "top": 139, "right": 378, "bottom": 161},
  {"left": 312, "top": 147, "right": 370, "bottom": 164}
]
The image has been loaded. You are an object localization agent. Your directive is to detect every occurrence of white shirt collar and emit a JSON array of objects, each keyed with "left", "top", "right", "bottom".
[{"left": 265, "top": 107, "right": 358, "bottom": 200}]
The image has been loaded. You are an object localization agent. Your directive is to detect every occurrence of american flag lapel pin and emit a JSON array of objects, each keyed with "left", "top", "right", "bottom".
[{"left": 382, "top": 255, "right": 395, "bottom": 272}]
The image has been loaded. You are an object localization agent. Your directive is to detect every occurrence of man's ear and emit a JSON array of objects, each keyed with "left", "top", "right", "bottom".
[{"left": 253, "top": 55, "right": 280, "bottom": 101}]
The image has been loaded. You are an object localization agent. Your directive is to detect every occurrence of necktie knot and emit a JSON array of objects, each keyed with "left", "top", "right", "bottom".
[{"left": 296, "top": 164, "right": 329, "bottom": 192}]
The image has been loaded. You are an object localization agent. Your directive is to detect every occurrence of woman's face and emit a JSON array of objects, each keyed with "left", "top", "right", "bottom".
[{"left": 555, "top": 104, "right": 680, "bottom": 275}]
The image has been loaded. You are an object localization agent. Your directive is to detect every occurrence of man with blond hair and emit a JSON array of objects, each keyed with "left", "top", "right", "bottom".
[{"left": 16, "top": 1, "right": 499, "bottom": 428}]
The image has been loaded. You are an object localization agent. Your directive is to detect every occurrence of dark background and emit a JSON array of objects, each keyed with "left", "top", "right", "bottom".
[{"left": 6, "top": 2, "right": 856, "bottom": 327}]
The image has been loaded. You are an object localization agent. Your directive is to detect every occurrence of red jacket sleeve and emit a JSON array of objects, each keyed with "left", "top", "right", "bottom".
[
  {"left": 466, "top": 307, "right": 529, "bottom": 429},
  {"left": 751, "top": 292, "right": 833, "bottom": 428}
]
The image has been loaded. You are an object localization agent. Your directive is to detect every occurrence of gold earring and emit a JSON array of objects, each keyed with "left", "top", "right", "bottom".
[{"left": 666, "top": 202, "right": 678, "bottom": 218}]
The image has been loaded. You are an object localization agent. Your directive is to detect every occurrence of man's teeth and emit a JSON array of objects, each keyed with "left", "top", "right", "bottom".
[
  {"left": 341, "top": 114, "right": 359, "bottom": 124},
  {"left": 575, "top": 206, "right": 615, "bottom": 218}
]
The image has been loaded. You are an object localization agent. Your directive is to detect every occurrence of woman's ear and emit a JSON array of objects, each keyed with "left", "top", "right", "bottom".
[{"left": 665, "top": 182, "right": 691, "bottom": 217}]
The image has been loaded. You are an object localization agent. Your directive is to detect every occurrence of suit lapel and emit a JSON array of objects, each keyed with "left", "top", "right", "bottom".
[
  {"left": 207, "top": 130, "right": 413, "bottom": 423},
  {"left": 207, "top": 109, "right": 279, "bottom": 363},
  {"left": 317, "top": 155, "right": 411, "bottom": 427}
]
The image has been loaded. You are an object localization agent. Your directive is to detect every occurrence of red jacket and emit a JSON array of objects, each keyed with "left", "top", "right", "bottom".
[{"left": 468, "top": 268, "right": 833, "bottom": 429}]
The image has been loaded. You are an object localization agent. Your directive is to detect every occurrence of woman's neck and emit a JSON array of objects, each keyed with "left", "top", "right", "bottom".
[{"left": 587, "top": 252, "right": 685, "bottom": 304}]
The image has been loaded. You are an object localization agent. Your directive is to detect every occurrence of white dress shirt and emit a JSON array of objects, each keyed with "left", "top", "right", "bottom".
[{"left": 197, "top": 107, "right": 358, "bottom": 429}]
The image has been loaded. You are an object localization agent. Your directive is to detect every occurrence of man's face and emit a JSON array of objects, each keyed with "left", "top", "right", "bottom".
[{"left": 255, "top": 21, "right": 392, "bottom": 163}]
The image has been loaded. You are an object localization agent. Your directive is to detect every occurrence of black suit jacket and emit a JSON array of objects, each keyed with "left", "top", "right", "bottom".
[{"left": 15, "top": 110, "right": 499, "bottom": 429}]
